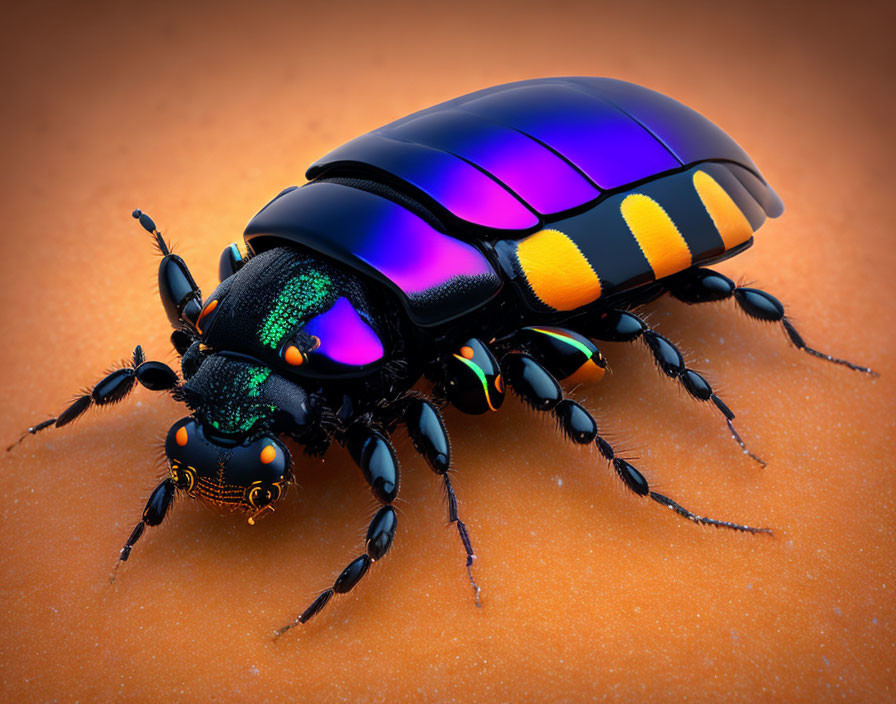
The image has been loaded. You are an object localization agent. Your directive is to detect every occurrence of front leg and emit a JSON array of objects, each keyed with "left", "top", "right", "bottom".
[
  {"left": 7, "top": 346, "right": 178, "bottom": 451},
  {"left": 275, "top": 418, "right": 400, "bottom": 634},
  {"left": 110, "top": 479, "right": 176, "bottom": 583},
  {"left": 132, "top": 210, "right": 204, "bottom": 333}
]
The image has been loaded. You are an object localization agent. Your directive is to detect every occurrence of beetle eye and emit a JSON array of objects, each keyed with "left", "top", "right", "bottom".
[
  {"left": 169, "top": 462, "right": 196, "bottom": 492},
  {"left": 247, "top": 481, "right": 281, "bottom": 508}
]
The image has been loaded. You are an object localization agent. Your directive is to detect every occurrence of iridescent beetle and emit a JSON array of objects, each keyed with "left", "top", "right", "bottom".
[{"left": 10, "top": 78, "right": 875, "bottom": 634}]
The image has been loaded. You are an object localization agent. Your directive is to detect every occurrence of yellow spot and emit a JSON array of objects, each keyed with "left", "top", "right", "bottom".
[
  {"left": 620, "top": 194, "right": 692, "bottom": 280},
  {"left": 692, "top": 170, "right": 753, "bottom": 250},
  {"left": 515, "top": 229, "right": 602, "bottom": 311},
  {"left": 260, "top": 444, "right": 277, "bottom": 464},
  {"left": 284, "top": 345, "right": 304, "bottom": 366},
  {"left": 175, "top": 426, "right": 188, "bottom": 447}
]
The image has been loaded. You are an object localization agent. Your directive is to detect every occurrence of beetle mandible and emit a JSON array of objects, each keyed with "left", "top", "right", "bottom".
[{"left": 10, "top": 77, "right": 875, "bottom": 634}]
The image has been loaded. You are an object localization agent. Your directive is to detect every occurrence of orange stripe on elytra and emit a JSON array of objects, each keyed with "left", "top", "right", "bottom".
[
  {"left": 515, "top": 229, "right": 602, "bottom": 311},
  {"left": 620, "top": 194, "right": 692, "bottom": 280},
  {"left": 692, "top": 170, "right": 753, "bottom": 250}
]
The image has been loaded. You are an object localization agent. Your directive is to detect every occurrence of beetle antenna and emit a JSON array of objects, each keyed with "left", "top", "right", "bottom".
[
  {"left": 248, "top": 504, "right": 275, "bottom": 526},
  {"left": 132, "top": 209, "right": 170, "bottom": 256}
]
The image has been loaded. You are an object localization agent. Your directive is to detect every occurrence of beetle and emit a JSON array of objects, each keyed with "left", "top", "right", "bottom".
[{"left": 10, "top": 77, "right": 875, "bottom": 634}]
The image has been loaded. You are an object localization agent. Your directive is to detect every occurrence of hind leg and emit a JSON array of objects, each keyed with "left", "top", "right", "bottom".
[
  {"left": 500, "top": 352, "right": 771, "bottom": 534},
  {"left": 666, "top": 267, "right": 877, "bottom": 375},
  {"left": 577, "top": 311, "right": 764, "bottom": 465}
]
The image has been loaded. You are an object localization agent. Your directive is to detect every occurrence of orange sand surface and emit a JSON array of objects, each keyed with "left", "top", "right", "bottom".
[{"left": 1, "top": 1, "right": 894, "bottom": 701}]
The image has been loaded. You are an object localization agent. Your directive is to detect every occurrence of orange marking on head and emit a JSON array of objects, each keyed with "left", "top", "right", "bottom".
[
  {"left": 260, "top": 445, "right": 277, "bottom": 464},
  {"left": 692, "top": 170, "right": 754, "bottom": 250},
  {"left": 515, "top": 229, "right": 602, "bottom": 311},
  {"left": 175, "top": 426, "right": 188, "bottom": 447},
  {"left": 284, "top": 345, "right": 304, "bottom": 366},
  {"left": 460, "top": 345, "right": 475, "bottom": 359}
]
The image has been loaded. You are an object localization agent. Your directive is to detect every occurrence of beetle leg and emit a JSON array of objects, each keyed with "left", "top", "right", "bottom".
[
  {"left": 109, "top": 479, "right": 176, "bottom": 583},
  {"left": 276, "top": 422, "right": 401, "bottom": 633},
  {"left": 501, "top": 352, "right": 772, "bottom": 534},
  {"left": 582, "top": 309, "right": 765, "bottom": 466},
  {"left": 132, "top": 209, "right": 204, "bottom": 333},
  {"left": 666, "top": 267, "right": 877, "bottom": 375},
  {"left": 404, "top": 397, "right": 480, "bottom": 607},
  {"left": 6, "top": 346, "right": 179, "bottom": 451},
  {"left": 275, "top": 505, "right": 397, "bottom": 636},
  {"left": 344, "top": 422, "right": 400, "bottom": 505}
]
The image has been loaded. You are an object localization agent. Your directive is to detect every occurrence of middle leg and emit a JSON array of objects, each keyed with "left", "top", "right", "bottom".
[
  {"left": 404, "top": 396, "right": 481, "bottom": 606},
  {"left": 581, "top": 309, "right": 765, "bottom": 466}
]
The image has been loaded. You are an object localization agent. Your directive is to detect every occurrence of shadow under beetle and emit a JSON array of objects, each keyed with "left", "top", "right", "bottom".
[{"left": 10, "top": 78, "right": 876, "bottom": 634}]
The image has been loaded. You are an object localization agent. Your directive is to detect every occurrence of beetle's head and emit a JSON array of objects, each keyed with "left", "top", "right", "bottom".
[{"left": 164, "top": 417, "right": 291, "bottom": 523}]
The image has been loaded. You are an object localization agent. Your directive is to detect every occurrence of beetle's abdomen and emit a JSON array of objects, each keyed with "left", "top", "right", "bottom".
[
  {"left": 306, "top": 77, "right": 783, "bottom": 233},
  {"left": 495, "top": 163, "right": 763, "bottom": 313},
  {"left": 247, "top": 77, "right": 785, "bottom": 328}
]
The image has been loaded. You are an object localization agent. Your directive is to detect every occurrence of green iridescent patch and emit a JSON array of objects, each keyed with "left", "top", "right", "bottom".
[
  {"left": 259, "top": 269, "right": 332, "bottom": 349},
  {"left": 245, "top": 367, "right": 271, "bottom": 396},
  {"left": 210, "top": 364, "right": 275, "bottom": 435}
]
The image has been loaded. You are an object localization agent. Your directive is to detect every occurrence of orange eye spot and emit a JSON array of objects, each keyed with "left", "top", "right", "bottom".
[
  {"left": 494, "top": 374, "right": 504, "bottom": 393},
  {"left": 175, "top": 426, "right": 188, "bottom": 447},
  {"left": 460, "top": 345, "right": 475, "bottom": 359},
  {"left": 260, "top": 444, "right": 277, "bottom": 464},
  {"left": 284, "top": 345, "right": 304, "bottom": 366}
]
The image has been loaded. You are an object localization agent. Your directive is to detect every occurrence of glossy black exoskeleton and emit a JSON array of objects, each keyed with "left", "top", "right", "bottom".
[{"left": 10, "top": 78, "right": 876, "bottom": 635}]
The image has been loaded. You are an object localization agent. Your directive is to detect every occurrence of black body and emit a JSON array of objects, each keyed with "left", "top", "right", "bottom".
[{"left": 9, "top": 78, "right": 876, "bottom": 635}]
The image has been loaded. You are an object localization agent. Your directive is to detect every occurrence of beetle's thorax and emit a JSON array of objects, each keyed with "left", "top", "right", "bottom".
[
  {"left": 190, "top": 247, "right": 394, "bottom": 383},
  {"left": 175, "top": 246, "right": 417, "bottom": 456}
]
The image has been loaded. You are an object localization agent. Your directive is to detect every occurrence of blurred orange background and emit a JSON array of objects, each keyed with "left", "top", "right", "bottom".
[{"left": 1, "top": 1, "right": 894, "bottom": 701}]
